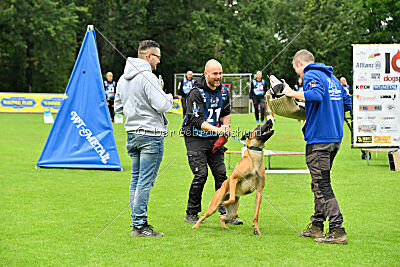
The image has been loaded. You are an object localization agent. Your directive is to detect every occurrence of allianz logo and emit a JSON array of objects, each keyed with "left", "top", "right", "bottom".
[{"left": 355, "top": 62, "right": 374, "bottom": 68}]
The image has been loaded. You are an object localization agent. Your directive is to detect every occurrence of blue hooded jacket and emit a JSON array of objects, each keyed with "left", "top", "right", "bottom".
[{"left": 302, "top": 63, "right": 352, "bottom": 144}]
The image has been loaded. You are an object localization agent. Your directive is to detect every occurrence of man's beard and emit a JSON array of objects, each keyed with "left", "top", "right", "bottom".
[{"left": 208, "top": 78, "right": 220, "bottom": 87}]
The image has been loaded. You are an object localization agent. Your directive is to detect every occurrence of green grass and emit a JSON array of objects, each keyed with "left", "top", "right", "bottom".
[{"left": 0, "top": 113, "right": 399, "bottom": 266}]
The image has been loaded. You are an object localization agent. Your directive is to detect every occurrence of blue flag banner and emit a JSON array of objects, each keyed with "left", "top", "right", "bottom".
[{"left": 36, "top": 26, "right": 122, "bottom": 170}]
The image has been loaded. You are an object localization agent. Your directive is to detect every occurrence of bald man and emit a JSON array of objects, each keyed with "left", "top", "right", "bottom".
[
  {"left": 181, "top": 59, "right": 242, "bottom": 225},
  {"left": 178, "top": 70, "right": 195, "bottom": 117}
]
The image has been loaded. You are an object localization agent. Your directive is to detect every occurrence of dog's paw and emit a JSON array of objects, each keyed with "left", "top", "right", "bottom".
[
  {"left": 192, "top": 225, "right": 199, "bottom": 229},
  {"left": 253, "top": 229, "right": 262, "bottom": 236},
  {"left": 222, "top": 200, "right": 235, "bottom": 206}
]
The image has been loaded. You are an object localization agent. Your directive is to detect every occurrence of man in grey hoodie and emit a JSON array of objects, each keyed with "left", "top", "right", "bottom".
[{"left": 114, "top": 40, "right": 173, "bottom": 237}]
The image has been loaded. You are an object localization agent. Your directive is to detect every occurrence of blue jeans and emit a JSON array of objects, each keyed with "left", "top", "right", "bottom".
[{"left": 127, "top": 133, "right": 164, "bottom": 228}]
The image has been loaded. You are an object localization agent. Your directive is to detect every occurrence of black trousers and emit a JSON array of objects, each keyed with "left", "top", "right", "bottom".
[
  {"left": 306, "top": 142, "right": 344, "bottom": 231},
  {"left": 107, "top": 99, "right": 114, "bottom": 121},
  {"left": 184, "top": 136, "right": 227, "bottom": 215},
  {"left": 252, "top": 97, "right": 265, "bottom": 121},
  {"left": 181, "top": 96, "right": 187, "bottom": 118}
]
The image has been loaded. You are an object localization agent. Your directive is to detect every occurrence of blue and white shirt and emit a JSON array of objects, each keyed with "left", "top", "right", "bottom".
[{"left": 104, "top": 80, "right": 116, "bottom": 99}]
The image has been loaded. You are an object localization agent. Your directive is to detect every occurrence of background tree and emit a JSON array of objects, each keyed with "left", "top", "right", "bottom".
[
  {"left": 0, "top": 0, "right": 397, "bottom": 94},
  {"left": 0, "top": 0, "right": 82, "bottom": 92}
]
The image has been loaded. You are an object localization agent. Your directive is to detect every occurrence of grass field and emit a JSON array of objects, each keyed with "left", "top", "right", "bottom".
[{"left": 1, "top": 112, "right": 399, "bottom": 266}]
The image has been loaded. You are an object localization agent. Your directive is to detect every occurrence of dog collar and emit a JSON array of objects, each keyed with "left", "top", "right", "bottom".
[{"left": 247, "top": 146, "right": 263, "bottom": 152}]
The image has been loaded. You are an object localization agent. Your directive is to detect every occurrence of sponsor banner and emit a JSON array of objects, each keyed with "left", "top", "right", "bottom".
[
  {"left": 359, "top": 105, "right": 382, "bottom": 111},
  {"left": 357, "top": 115, "right": 376, "bottom": 120},
  {"left": 353, "top": 44, "right": 400, "bottom": 147},
  {"left": 380, "top": 125, "right": 397, "bottom": 132},
  {"left": 374, "top": 136, "right": 391, "bottom": 144},
  {"left": 373, "top": 84, "right": 397, "bottom": 90},
  {"left": 356, "top": 136, "right": 373, "bottom": 143},
  {"left": 380, "top": 116, "right": 396, "bottom": 120},
  {"left": 371, "top": 73, "right": 380, "bottom": 80},
  {"left": 358, "top": 125, "right": 376, "bottom": 132},
  {"left": 355, "top": 85, "right": 370, "bottom": 90},
  {"left": 356, "top": 94, "right": 376, "bottom": 101},
  {"left": 0, "top": 92, "right": 65, "bottom": 113},
  {"left": 168, "top": 98, "right": 183, "bottom": 115},
  {"left": 380, "top": 93, "right": 396, "bottom": 100},
  {"left": 386, "top": 104, "right": 396, "bottom": 111}
]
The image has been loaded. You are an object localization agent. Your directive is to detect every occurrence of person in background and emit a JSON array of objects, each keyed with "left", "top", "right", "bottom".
[
  {"left": 249, "top": 71, "right": 268, "bottom": 123},
  {"left": 115, "top": 40, "right": 173, "bottom": 237},
  {"left": 104, "top": 72, "right": 117, "bottom": 122},
  {"left": 282, "top": 49, "right": 352, "bottom": 245},
  {"left": 294, "top": 76, "right": 303, "bottom": 92},
  {"left": 340, "top": 77, "right": 351, "bottom": 95},
  {"left": 178, "top": 70, "right": 195, "bottom": 117},
  {"left": 294, "top": 76, "right": 305, "bottom": 123}
]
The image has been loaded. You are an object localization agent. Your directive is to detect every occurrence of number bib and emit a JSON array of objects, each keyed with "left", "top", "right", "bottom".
[
  {"left": 253, "top": 79, "right": 265, "bottom": 96},
  {"left": 182, "top": 77, "right": 195, "bottom": 94},
  {"left": 193, "top": 87, "right": 228, "bottom": 137}
]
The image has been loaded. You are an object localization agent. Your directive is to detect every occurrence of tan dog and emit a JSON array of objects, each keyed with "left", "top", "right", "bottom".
[{"left": 193, "top": 120, "right": 274, "bottom": 235}]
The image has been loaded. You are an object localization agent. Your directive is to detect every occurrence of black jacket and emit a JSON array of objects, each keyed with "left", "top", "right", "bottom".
[{"left": 182, "top": 75, "right": 231, "bottom": 136}]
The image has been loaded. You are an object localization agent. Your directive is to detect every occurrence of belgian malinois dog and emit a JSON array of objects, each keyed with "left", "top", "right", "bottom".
[{"left": 193, "top": 120, "right": 274, "bottom": 235}]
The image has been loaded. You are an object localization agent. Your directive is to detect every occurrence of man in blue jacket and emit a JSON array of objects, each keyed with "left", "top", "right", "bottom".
[{"left": 283, "top": 49, "right": 352, "bottom": 245}]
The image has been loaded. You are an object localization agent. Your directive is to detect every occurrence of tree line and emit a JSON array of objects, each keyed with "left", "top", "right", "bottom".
[{"left": 0, "top": 0, "right": 398, "bottom": 94}]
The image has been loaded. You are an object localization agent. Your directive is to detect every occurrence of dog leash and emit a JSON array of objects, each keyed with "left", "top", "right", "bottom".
[
  {"left": 230, "top": 135, "right": 246, "bottom": 146},
  {"left": 224, "top": 157, "right": 302, "bottom": 236}
]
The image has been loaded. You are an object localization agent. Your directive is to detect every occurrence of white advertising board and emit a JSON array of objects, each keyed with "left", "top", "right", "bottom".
[{"left": 352, "top": 44, "right": 400, "bottom": 148}]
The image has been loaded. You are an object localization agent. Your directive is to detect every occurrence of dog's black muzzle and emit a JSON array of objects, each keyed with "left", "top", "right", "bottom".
[
  {"left": 240, "top": 119, "right": 275, "bottom": 142},
  {"left": 254, "top": 120, "right": 274, "bottom": 142}
]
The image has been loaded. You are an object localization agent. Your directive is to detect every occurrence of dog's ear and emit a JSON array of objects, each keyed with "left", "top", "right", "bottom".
[{"left": 241, "top": 131, "right": 251, "bottom": 140}]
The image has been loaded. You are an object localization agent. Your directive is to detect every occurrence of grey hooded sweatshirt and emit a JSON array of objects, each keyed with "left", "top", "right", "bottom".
[{"left": 114, "top": 58, "right": 173, "bottom": 136}]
